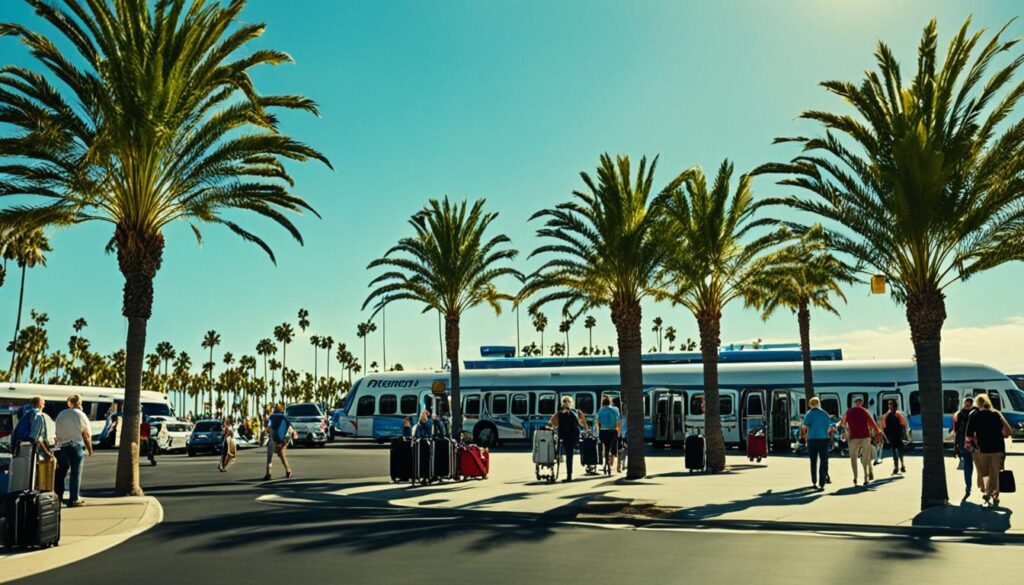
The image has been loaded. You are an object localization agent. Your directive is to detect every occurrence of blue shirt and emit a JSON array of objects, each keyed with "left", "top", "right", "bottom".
[
  {"left": 803, "top": 407, "right": 832, "bottom": 440},
  {"left": 597, "top": 406, "right": 620, "bottom": 430}
]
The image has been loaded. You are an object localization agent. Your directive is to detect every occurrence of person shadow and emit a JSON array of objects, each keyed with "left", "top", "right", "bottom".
[
  {"left": 670, "top": 486, "right": 823, "bottom": 521},
  {"left": 911, "top": 500, "right": 1012, "bottom": 533}
]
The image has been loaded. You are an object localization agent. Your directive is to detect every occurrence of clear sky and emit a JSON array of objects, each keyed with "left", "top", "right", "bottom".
[{"left": 2, "top": 0, "right": 1023, "bottom": 375}]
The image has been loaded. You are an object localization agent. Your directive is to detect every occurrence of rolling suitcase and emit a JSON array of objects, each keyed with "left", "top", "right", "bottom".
[
  {"left": 432, "top": 436, "right": 457, "bottom": 481},
  {"left": 9, "top": 442, "right": 37, "bottom": 493},
  {"left": 3, "top": 490, "right": 60, "bottom": 548},
  {"left": 1000, "top": 469, "right": 1016, "bottom": 493},
  {"left": 412, "top": 438, "right": 433, "bottom": 485},
  {"left": 532, "top": 428, "right": 558, "bottom": 483},
  {"left": 579, "top": 434, "right": 600, "bottom": 474},
  {"left": 684, "top": 432, "right": 706, "bottom": 472},
  {"left": 746, "top": 429, "right": 768, "bottom": 463},
  {"left": 457, "top": 444, "right": 489, "bottom": 480},
  {"left": 389, "top": 438, "right": 413, "bottom": 482}
]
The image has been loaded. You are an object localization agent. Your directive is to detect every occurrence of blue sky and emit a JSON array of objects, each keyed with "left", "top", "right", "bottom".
[{"left": 2, "top": 0, "right": 1024, "bottom": 375}]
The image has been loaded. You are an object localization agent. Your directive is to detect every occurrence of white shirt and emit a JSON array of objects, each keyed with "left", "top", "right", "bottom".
[{"left": 55, "top": 408, "right": 90, "bottom": 446}]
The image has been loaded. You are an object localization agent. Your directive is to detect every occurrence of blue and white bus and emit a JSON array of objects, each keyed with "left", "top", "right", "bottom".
[{"left": 333, "top": 357, "right": 1024, "bottom": 449}]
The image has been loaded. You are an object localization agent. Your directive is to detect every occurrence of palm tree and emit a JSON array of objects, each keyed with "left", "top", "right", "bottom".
[
  {"left": 356, "top": 322, "right": 376, "bottom": 374},
  {"left": 558, "top": 318, "right": 572, "bottom": 356},
  {"left": 651, "top": 316, "right": 664, "bottom": 352},
  {"left": 172, "top": 351, "right": 192, "bottom": 416},
  {"left": 155, "top": 341, "right": 175, "bottom": 395},
  {"left": 521, "top": 154, "right": 685, "bottom": 479},
  {"left": 364, "top": 197, "right": 521, "bottom": 438},
  {"left": 4, "top": 229, "right": 50, "bottom": 374},
  {"left": 530, "top": 310, "right": 548, "bottom": 357},
  {"left": 273, "top": 323, "right": 294, "bottom": 398},
  {"left": 0, "top": 0, "right": 328, "bottom": 495},
  {"left": 744, "top": 227, "right": 855, "bottom": 403},
  {"left": 755, "top": 18, "right": 1024, "bottom": 509},
  {"left": 256, "top": 338, "right": 276, "bottom": 405},
  {"left": 298, "top": 308, "right": 310, "bottom": 333},
  {"left": 201, "top": 331, "right": 221, "bottom": 411},
  {"left": 659, "top": 160, "right": 779, "bottom": 473},
  {"left": 268, "top": 359, "right": 282, "bottom": 405},
  {"left": 583, "top": 315, "right": 597, "bottom": 355},
  {"left": 309, "top": 335, "right": 321, "bottom": 391},
  {"left": 322, "top": 336, "right": 334, "bottom": 384},
  {"left": 664, "top": 326, "right": 677, "bottom": 351}
]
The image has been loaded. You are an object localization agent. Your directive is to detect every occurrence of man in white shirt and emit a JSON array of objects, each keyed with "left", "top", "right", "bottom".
[{"left": 55, "top": 395, "right": 94, "bottom": 507}]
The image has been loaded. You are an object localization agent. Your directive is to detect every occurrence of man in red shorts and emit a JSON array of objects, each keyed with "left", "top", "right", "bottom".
[{"left": 839, "top": 397, "right": 885, "bottom": 485}]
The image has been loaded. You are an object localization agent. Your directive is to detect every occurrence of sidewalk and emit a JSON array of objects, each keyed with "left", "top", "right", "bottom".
[
  {"left": 305, "top": 443, "right": 1021, "bottom": 537},
  {"left": 0, "top": 497, "right": 163, "bottom": 583}
]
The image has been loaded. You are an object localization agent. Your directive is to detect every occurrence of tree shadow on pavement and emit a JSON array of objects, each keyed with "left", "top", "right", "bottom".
[
  {"left": 668, "top": 486, "right": 822, "bottom": 520},
  {"left": 911, "top": 501, "right": 1013, "bottom": 533},
  {"left": 870, "top": 536, "right": 938, "bottom": 560}
]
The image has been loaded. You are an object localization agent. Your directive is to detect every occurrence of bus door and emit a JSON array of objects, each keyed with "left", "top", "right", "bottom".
[
  {"left": 509, "top": 392, "right": 530, "bottom": 440},
  {"left": 740, "top": 389, "right": 767, "bottom": 440},
  {"left": 769, "top": 390, "right": 793, "bottom": 450},
  {"left": 670, "top": 391, "right": 686, "bottom": 447},
  {"left": 720, "top": 390, "right": 740, "bottom": 446},
  {"left": 652, "top": 389, "right": 686, "bottom": 448},
  {"left": 354, "top": 394, "right": 377, "bottom": 438},
  {"left": 876, "top": 390, "right": 902, "bottom": 418}
]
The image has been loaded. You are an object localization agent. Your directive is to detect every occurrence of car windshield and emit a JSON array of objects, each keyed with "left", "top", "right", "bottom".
[
  {"left": 167, "top": 424, "right": 191, "bottom": 432},
  {"left": 1006, "top": 389, "right": 1024, "bottom": 412},
  {"left": 286, "top": 405, "right": 322, "bottom": 418},
  {"left": 142, "top": 402, "right": 173, "bottom": 418},
  {"left": 193, "top": 422, "right": 221, "bottom": 432}
]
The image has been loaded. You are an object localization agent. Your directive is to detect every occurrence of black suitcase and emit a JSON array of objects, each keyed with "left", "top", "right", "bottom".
[
  {"left": 1000, "top": 469, "right": 1016, "bottom": 493},
  {"left": 412, "top": 438, "right": 433, "bottom": 485},
  {"left": 3, "top": 490, "right": 60, "bottom": 548},
  {"left": 684, "top": 433, "right": 706, "bottom": 472},
  {"left": 579, "top": 435, "right": 600, "bottom": 466},
  {"left": 389, "top": 438, "right": 413, "bottom": 482},
  {"left": 432, "top": 437, "right": 456, "bottom": 481}
]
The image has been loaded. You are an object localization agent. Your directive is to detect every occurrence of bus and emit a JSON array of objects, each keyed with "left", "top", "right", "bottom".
[
  {"left": 332, "top": 358, "right": 1024, "bottom": 449},
  {"left": 0, "top": 382, "right": 176, "bottom": 444}
]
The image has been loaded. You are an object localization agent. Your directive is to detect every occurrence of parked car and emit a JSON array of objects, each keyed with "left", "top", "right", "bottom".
[
  {"left": 153, "top": 419, "right": 193, "bottom": 453},
  {"left": 186, "top": 420, "right": 225, "bottom": 456},
  {"left": 285, "top": 403, "right": 327, "bottom": 447}
]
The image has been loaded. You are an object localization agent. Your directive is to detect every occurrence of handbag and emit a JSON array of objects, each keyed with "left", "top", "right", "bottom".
[
  {"left": 963, "top": 436, "right": 975, "bottom": 453},
  {"left": 999, "top": 469, "right": 1016, "bottom": 493},
  {"left": 35, "top": 454, "right": 56, "bottom": 492}
]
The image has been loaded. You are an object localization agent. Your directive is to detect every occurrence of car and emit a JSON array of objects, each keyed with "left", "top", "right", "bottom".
[
  {"left": 0, "top": 407, "right": 17, "bottom": 451},
  {"left": 185, "top": 420, "right": 225, "bottom": 456},
  {"left": 153, "top": 419, "right": 193, "bottom": 453},
  {"left": 285, "top": 403, "right": 328, "bottom": 447}
]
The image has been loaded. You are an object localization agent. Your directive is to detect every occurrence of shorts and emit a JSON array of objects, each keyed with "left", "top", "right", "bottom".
[{"left": 599, "top": 430, "right": 618, "bottom": 455}]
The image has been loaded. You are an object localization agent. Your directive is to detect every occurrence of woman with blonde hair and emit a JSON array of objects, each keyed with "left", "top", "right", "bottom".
[{"left": 965, "top": 393, "right": 1013, "bottom": 507}]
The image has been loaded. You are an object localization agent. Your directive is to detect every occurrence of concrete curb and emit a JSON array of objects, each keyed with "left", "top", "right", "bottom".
[{"left": 0, "top": 496, "right": 164, "bottom": 584}]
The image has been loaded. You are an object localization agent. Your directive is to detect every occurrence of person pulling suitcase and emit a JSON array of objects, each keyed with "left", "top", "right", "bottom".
[{"left": 549, "top": 396, "right": 588, "bottom": 482}]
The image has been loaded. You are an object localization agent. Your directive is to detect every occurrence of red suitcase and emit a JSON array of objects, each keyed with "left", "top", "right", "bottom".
[
  {"left": 747, "top": 429, "right": 768, "bottom": 462},
  {"left": 457, "top": 444, "right": 489, "bottom": 480}
]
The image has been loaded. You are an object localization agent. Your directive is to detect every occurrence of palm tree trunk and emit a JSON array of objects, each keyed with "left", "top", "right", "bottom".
[
  {"left": 698, "top": 309, "right": 726, "bottom": 472},
  {"left": 611, "top": 297, "right": 646, "bottom": 479},
  {"left": 445, "top": 314, "right": 463, "bottom": 437},
  {"left": 907, "top": 289, "right": 949, "bottom": 509},
  {"left": 282, "top": 344, "right": 288, "bottom": 401},
  {"left": 8, "top": 264, "right": 26, "bottom": 377},
  {"left": 797, "top": 301, "right": 814, "bottom": 403}
]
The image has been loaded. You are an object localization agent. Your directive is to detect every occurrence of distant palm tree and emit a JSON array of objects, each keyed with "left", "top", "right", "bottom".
[
  {"left": 172, "top": 351, "right": 192, "bottom": 415},
  {"left": 201, "top": 331, "right": 221, "bottom": 411},
  {"left": 0, "top": 0, "right": 329, "bottom": 496},
  {"left": 584, "top": 315, "right": 597, "bottom": 354},
  {"left": 660, "top": 160, "right": 780, "bottom": 472},
  {"left": 155, "top": 341, "right": 176, "bottom": 395},
  {"left": 651, "top": 316, "right": 664, "bottom": 352},
  {"left": 558, "top": 318, "right": 572, "bottom": 356},
  {"left": 273, "top": 323, "right": 295, "bottom": 398},
  {"left": 356, "top": 322, "right": 377, "bottom": 376},
  {"left": 521, "top": 154, "right": 685, "bottom": 479},
  {"left": 256, "top": 338, "right": 277, "bottom": 405},
  {"left": 4, "top": 229, "right": 50, "bottom": 374},
  {"left": 530, "top": 311, "right": 548, "bottom": 357},
  {"left": 322, "top": 336, "right": 335, "bottom": 384},
  {"left": 268, "top": 359, "right": 282, "bottom": 405},
  {"left": 364, "top": 197, "right": 521, "bottom": 438},
  {"left": 745, "top": 227, "right": 855, "bottom": 402},
  {"left": 298, "top": 309, "right": 310, "bottom": 333},
  {"left": 664, "top": 326, "right": 677, "bottom": 351},
  {"left": 309, "top": 334, "right": 321, "bottom": 390},
  {"left": 755, "top": 18, "right": 1024, "bottom": 508}
]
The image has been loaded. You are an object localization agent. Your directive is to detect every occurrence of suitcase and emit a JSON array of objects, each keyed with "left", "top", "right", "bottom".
[
  {"left": 457, "top": 444, "right": 489, "bottom": 480},
  {"left": 532, "top": 428, "right": 557, "bottom": 466},
  {"left": 1000, "top": 469, "right": 1016, "bottom": 493},
  {"left": 579, "top": 434, "right": 600, "bottom": 473},
  {"left": 432, "top": 437, "right": 457, "bottom": 481},
  {"left": 9, "top": 442, "right": 37, "bottom": 493},
  {"left": 685, "top": 433, "right": 706, "bottom": 472},
  {"left": 3, "top": 490, "right": 60, "bottom": 548},
  {"left": 746, "top": 429, "right": 768, "bottom": 462},
  {"left": 412, "top": 438, "right": 433, "bottom": 485},
  {"left": 35, "top": 456, "right": 56, "bottom": 492},
  {"left": 389, "top": 438, "right": 413, "bottom": 482}
]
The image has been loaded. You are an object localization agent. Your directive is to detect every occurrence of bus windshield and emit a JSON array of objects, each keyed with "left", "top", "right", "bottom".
[
  {"left": 142, "top": 402, "right": 173, "bottom": 418},
  {"left": 1006, "top": 389, "right": 1024, "bottom": 412}
]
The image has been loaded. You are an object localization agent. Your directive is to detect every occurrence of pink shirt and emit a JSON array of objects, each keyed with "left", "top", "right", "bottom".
[{"left": 843, "top": 406, "right": 879, "bottom": 439}]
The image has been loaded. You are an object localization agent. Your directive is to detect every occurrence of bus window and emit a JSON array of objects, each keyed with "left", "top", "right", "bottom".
[
  {"left": 42, "top": 401, "right": 66, "bottom": 421},
  {"left": 942, "top": 390, "right": 960, "bottom": 414},
  {"left": 492, "top": 394, "right": 508, "bottom": 415},
  {"left": 909, "top": 392, "right": 920, "bottom": 416},
  {"left": 537, "top": 393, "right": 556, "bottom": 415},
  {"left": 821, "top": 398, "right": 840, "bottom": 418},
  {"left": 643, "top": 394, "right": 650, "bottom": 416},
  {"left": 423, "top": 395, "right": 433, "bottom": 413},
  {"left": 798, "top": 398, "right": 807, "bottom": 415},
  {"left": 356, "top": 395, "right": 375, "bottom": 416},
  {"left": 987, "top": 390, "right": 1002, "bottom": 411},
  {"left": 464, "top": 395, "right": 481, "bottom": 416},
  {"left": 379, "top": 394, "right": 397, "bottom": 415},
  {"left": 720, "top": 397, "right": 734, "bottom": 416},
  {"left": 745, "top": 393, "right": 764, "bottom": 416},
  {"left": 400, "top": 394, "right": 418, "bottom": 415},
  {"left": 611, "top": 395, "right": 622, "bottom": 409},
  {"left": 690, "top": 395, "right": 705, "bottom": 415},
  {"left": 511, "top": 394, "right": 528, "bottom": 416},
  {"left": 1007, "top": 388, "right": 1024, "bottom": 411},
  {"left": 575, "top": 393, "right": 595, "bottom": 415},
  {"left": 847, "top": 393, "right": 866, "bottom": 408}
]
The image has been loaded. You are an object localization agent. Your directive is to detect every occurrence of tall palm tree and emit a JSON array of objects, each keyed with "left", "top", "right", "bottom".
[
  {"left": 172, "top": 351, "right": 192, "bottom": 416},
  {"left": 256, "top": 338, "right": 276, "bottom": 405},
  {"left": 356, "top": 322, "right": 376, "bottom": 374},
  {"left": 584, "top": 315, "right": 597, "bottom": 354},
  {"left": 4, "top": 229, "right": 50, "bottom": 374},
  {"left": 297, "top": 308, "right": 310, "bottom": 333},
  {"left": 659, "top": 160, "right": 779, "bottom": 473},
  {"left": 309, "top": 334, "right": 321, "bottom": 391},
  {"left": 558, "top": 318, "right": 572, "bottom": 356},
  {"left": 664, "top": 325, "right": 677, "bottom": 351},
  {"left": 530, "top": 310, "right": 548, "bottom": 357},
  {"left": 0, "top": 0, "right": 328, "bottom": 495},
  {"left": 268, "top": 359, "right": 281, "bottom": 405},
  {"left": 364, "top": 197, "right": 521, "bottom": 437},
  {"left": 521, "top": 153, "right": 685, "bottom": 479},
  {"left": 322, "top": 336, "right": 334, "bottom": 385},
  {"left": 755, "top": 18, "right": 1024, "bottom": 509},
  {"left": 155, "top": 341, "right": 175, "bottom": 395},
  {"left": 273, "top": 323, "right": 294, "bottom": 398},
  {"left": 651, "top": 316, "right": 664, "bottom": 352},
  {"left": 201, "top": 330, "right": 221, "bottom": 411},
  {"left": 744, "top": 227, "right": 856, "bottom": 402}
]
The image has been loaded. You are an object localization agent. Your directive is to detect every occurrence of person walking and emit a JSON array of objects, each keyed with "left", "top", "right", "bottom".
[
  {"left": 839, "top": 397, "right": 885, "bottom": 485},
  {"left": 951, "top": 397, "right": 978, "bottom": 498},
  {"left": 549, "top": 396, "right": 588, "bottom": 482},
  {"left": 263, "top": 404, "right": 295, "bottom": 481},
  {"left": 801, "top": 397, "right": 834, "bottom": 491},
  {"left": 596, "top": 395, "right": 622, "bottom": 473},
  {"left": 54, "top": 394, "right": 94, "bottom": 507},
  {"left": 965, "top": 393, "right": 1013, "bottom": 507},
  {"left": 219, "top": 416, "right": 238, "bottom": 472},
  {"left": 880, "top": 400, "right": 909, "bottom": 475}
]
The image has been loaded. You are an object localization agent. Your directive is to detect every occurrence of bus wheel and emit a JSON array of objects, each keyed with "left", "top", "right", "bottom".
[{"left": 474, "top": 423, "right": 498, "bottom": 449}]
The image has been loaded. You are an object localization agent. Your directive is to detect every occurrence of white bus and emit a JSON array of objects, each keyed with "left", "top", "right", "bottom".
[
  {"left": 0, "top": 382, "right": 175, "bottom": 445},
  {"left": 332, "top": 358, "right": 1024, "bottom": 449}
]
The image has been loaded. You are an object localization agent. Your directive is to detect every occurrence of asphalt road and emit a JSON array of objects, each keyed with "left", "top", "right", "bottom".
[{"left": 21, "top": 442, "right": 1024, "bottom": 584}]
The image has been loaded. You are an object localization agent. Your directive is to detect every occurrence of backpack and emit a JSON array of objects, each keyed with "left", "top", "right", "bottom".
[
  {"left": 271, "top": 414, "right": 290, "bottom": 443},
  {"left": 11, "top": 409, "right": 37, "bottom": 445},
  {"left": 557, "top": 409, "right": 581, "bottom": 441}
]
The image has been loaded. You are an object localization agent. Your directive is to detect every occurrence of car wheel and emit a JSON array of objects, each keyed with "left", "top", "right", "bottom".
[
  {"left": 187, "top": 449, "right": 195, "bottom": 457},
  {"left": 473, "top": 423, "right": 498, "bottom": 449}
]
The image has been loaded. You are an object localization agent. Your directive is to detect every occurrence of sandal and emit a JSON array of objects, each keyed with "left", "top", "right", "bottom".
[{"left": 262, "top": 474, "right": 272, "bottom": 481}]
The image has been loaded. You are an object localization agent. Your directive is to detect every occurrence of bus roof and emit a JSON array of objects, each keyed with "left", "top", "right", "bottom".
[{"left": 463, "top": 348, "right": 843, "bottom": 370}]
